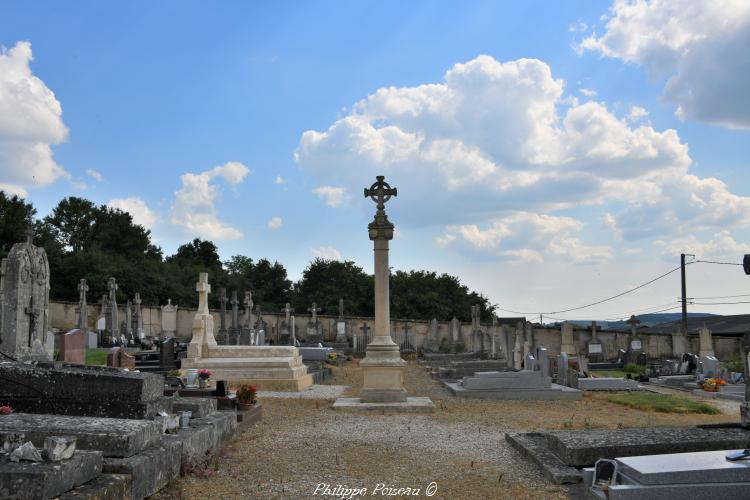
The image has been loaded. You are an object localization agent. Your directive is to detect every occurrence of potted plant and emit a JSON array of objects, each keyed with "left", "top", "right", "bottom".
[
  {"left": 236, "top": 384, "right": 257, "bottom": 411},
  {"left": 0, "top": 405, "right": 13, "bottom": 415},
  {"left": 197, "top": 369, "right": 212, "bottom": 388}
]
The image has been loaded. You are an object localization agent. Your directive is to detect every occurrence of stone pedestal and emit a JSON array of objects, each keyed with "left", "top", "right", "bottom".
[{"left": 560, "top": 323, "right": 575, "bottom": 355}]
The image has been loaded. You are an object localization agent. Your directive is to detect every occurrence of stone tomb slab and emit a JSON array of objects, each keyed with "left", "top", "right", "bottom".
[
  {"left": 445, "top": 381, "right": 582, "bottom": 400},
  {"left": 0, "top": 362, "right": 170, "bottom": 419},
  {"left": 332, "top": 397, "right": 435, "bottom": 413},
  {"left": 461, "top": 370, "right": 551, "bottom": 390},
  {"left": 0, "top": 413, "right": 162, "bottom": 458},
  {"left": 547, "top": 427, "right": 750, "bottom": 467},
  {"left": 58, "top": 473, "right": 132, "bottom": 500},
  {"left": 0, "top": 450, "right": 102, "bottom": 500},
  {"left": 577, "top": 377, "right": 641, "bottom": 391}
]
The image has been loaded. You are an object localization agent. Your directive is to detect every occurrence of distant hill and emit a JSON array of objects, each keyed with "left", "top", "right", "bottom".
[{"left": 554, "top": 312, "right": 716, "bottom": 330}]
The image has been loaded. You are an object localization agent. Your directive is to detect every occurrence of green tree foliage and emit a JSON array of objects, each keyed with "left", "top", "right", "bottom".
[
  {"left": 0, "top": 191, "right": 36, "bottom": 259},
  {"left": 293, "top": 259, "right": 374, "bottom": 316},
  {"left": 2, "top": 193, "right": 495, "bottom": 321}
]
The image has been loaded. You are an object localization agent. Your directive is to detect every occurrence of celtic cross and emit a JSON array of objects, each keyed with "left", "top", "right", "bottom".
[{"left": 364, "top": 175, "right": 397, "bottom": 214}]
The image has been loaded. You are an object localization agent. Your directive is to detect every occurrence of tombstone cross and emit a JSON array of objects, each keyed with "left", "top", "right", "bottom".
[
  {"left": 25, "top": 296, "right": 40, "bottom": 347},
  {"left": 281, "top": 302, "right": 292, "bottom": 323},
  {"left": 78, "top": 279, "right": 89, "bottom": 304},
  {"left": 338, "top": 298, "right": 344, "bottom": 319},
  {"left": 626, "top": 315, "right": 641, "bottom": 336},
  {"left": 364, "top": 175, "right": 397, "bottom": 214},
  {"left": 107, "top": 277, "right": 118, "bottom": 301},
  {"left": 307, "top": 302, "right": 322, "bottom": 323},
  {"left": 360, "top": 323, "right": 371, "bottom": 338}
]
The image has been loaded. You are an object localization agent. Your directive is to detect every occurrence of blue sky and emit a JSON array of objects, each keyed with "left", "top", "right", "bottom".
[{"left": 2, "top": 0, "right": 749, "bottom": 320}]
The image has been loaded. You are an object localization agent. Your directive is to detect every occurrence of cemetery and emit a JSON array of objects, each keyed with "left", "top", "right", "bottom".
[
  {"left": 1, "top": 176, "right": 749, "bottom": 499},
  {"left": 2, "top": 2, "right": 750, "bottom": 495}
]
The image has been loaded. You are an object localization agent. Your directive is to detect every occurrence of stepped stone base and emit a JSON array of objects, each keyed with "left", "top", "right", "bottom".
[
  {"left": 0, "top": 450, "right": 103, "bottom": 500},
  {"left": 103, "top": 438, "right": 181, "bottom": 500},
  {"left": 332, "top": 397, "right": 435, "bottom": 413},
  {"left": 58, "top": 474, "right": 132, "bottom": 500},
  {"left": 444, "top": 381, "right": 582, "bottom": 400},
  {"left": 181, "top": 345, "right": 313, "bottom": 391}
]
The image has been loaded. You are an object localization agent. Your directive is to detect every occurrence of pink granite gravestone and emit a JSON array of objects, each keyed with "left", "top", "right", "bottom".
[{"left": 58, "top": 329, "right": 86, "bottom": 364}]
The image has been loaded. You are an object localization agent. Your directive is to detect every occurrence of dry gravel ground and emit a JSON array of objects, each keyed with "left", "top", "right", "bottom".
[{"left": 155, "top": 360, "right": 739, "bottom": 500}]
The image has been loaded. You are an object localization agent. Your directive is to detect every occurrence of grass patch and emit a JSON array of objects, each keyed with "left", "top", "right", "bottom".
[
  {"left": 85, "top": 349, "right": 108, "bottom": 366},
  {"left": 591, "top": 370, "right": 627, "bottom": 378},
  {"left": 607, "top": 392, "right": 720, "bottom": 414}
]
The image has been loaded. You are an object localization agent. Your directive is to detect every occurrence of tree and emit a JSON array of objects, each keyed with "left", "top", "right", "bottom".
[
  {"left": 0, "top": 191, "right": 36, "bottom": 258},
  {"left": 224, "top": 255, "right": 291, "bottom": 310},
  {"left": 293, "top": 259, "right": 374, "bottom": 316}
]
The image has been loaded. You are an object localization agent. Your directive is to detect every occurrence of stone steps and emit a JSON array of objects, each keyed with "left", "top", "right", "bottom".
[{"left": 0, "top": 450, "right": 103, "bottom": 500}]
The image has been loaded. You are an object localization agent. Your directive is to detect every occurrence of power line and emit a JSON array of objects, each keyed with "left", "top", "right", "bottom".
[
  {"left": 690, "top": 293, "right": 750, "bottom": 300},
  {"left": 689, "top": 300, "right": 750, "bottom": 306},
  {"left": 695, "top": 259, "right": 742, "bottom": 266},
  {"left": 497, "top": 263, "right": 687, "bottom": 316}
]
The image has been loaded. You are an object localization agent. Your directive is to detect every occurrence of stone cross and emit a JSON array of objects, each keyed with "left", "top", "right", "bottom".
[
  {"left": 627, "top": 315, "right": 640, "bottom": 338},
  {"left": 219, "top": 288, "right": 227, "bottom": 331},
  {"left": 360, "top": 323, "right": 371, "bottom": 338},
  {"left": 591, "top": 321, "right": 598, "bottom": 342},
  {"left": 282, "top": 302, "right": 292, "bottom": 324},
  {"left": 243, "top": 291, "right": 254, "bottom": 329},
  {"left": 365, "top": 175, "right": 397, "bottom": 215},
  {"left": 107, "top": 278, "right": 119, "bottom": 338},
  {"left": 338, "top": 298, "right": 344, "bottom": 320},
  {"left": 133, "top": 293, "right": 143, "bottom": 339},
  {"left": 230, "top": 291, "right": 239, "bottom": 329},
  {"left": 108, "top": 277, "right": 118, "bottom": 301},
  {"left": 307, "top": 302, "right": 322, "bottom": 324},
  {"left": 76, "top": 279, "right": 89, "bottom": 329},
  {"left": 196, "top": 272, "right": 211, "bottom": 314},
  {"left": 471, "top": 304, "right": 480, "bottom": 331}
]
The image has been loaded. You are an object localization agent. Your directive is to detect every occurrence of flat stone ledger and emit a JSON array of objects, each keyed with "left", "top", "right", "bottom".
[
  {"left": 0, "top": 361, "right": 169, "bottom": 419},
  {"left": 332, "top": 397, "right": 435, "bottom": 413},
  {"left": 0, "top": 450, "right": 103, "bottom": 500},
  {"left": 181, "top": 345, "right": 313, "bottom": 391}
]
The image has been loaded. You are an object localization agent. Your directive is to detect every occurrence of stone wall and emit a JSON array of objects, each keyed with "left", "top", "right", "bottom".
[{"left": 49, "top": 300, "right": 743, "bottom": 360}]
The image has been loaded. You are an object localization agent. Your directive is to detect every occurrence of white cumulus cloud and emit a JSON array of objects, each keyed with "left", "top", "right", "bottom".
[
  {"left": 170, "top": 161, "right": 250, "bottom": 240},
  {"left": 0, "top": 41, "right": 69, "bottom": 196},
  {"left": 275, "top": 175, "right": 286, "bottom": 184},
  {"left": 581, "top": 0, "right": 750, "bottom": 128},
  {"left": 656, "top": 230, "right": 750, "bottom": 259},
  {"left": 313, "top": 185, "right": 346, "bottom": 207},
  {"left": 108, "top": 197, "right": 157, "bottom": 230},
  {"left": 311, "top": 245, "right": 343, "bottom": 261},
  {"left": 86, "top": 169, "right": 103, "bottom": 182},
  {"left": 267, "top": 217, "right": 282, "bottom": 229}
]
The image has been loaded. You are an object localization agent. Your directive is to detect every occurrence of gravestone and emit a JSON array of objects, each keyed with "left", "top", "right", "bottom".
[
  {"left": 133, "top": 292, "right": 144, "bottom": 340},
  {"left": 216, "top": 288, "right": 228, "bottom": 345},
  {"left": 279, "top": 302, "right": 292, "bottom": 344},
  {"left": 254, "top": 304, "right": 266, "bottom": 344},
  {"left": 87, "top": 331, "right": 98, "bottom": 349},
  {"left": 124, "top": 299, "right": 134, "bottom": 343},
  {"left": 471, "top": 304, "right": 483, "bottom": 353},
  {"left": 57, "top": 328, "right": 87, "bottom": 365},
  {"left": 627, "top": 315, "right": 643, "bottom": 354},
  {"left": 58, "top": 328, "right": 86, "bottom": 364},
  {"left": 425, "top": 318, "right": 439, "bottom": 352},
  {"left": 0, "top": 231, "right": 52, "bottom": 362},
  {"left": 741, "top": 333, "right": 750, "bottom": 428},
  {"left": 698, "top": 324, "right": 715, "bottom": 357},
  {"left": 560, "top": 322, "right": 575, "bottom": 355},
  {"left": 107, "top": 346, "right": 135, "bottom": 370},
  {"left": 558, "top": 352, "right": 569, "bottom": 387},
  {"left": 305, "top": 302, "right": 323, "bottom": 343},
  {"left": 160, "top": 337, "right": 176, "bottom": 371},
  {"left": 241, "top": 291, "right": 255, "bottom": 345},
  {"left": 354, "top": 323, "right": 371, "bottom": 352},
  {"left": 229, "top": 290, "right": 239, "bottom": 344},
  {"left": 450, "top": 317, "right": 464, "bottom": 352},
  {"left": 536, "top": 346, "right": 550, "bottom": 377},
  {"left": 698, "top": 355, "right": 719, "bottom": 378},
  {"left": 523, "top": 321, "right": 533, "bottom": 359},
  {"left": 76, "top": 278, "right": 89, "bottom": 330},
  {"left": 105, "top": 278, "right": 120, "bottom": 342},
  {"left": 524, "top": 353, "right": 537, "bottom": 371},
  {"left": 335, "top": 298, "right": 347, "bottom": 343},
  {"left": 513, "top": 327, "right": 523, "bottom": 370},
  {"left": 161, "top": 299, "right": 178, "bottom": 338},
  {"left": 445, "top": 370, "right": 582, "bottom": 400},
  {"left": 587, "top": 321, "right": 602, "bottom": 358}
]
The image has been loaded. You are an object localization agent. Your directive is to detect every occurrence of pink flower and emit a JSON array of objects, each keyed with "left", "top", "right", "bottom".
[{"left": 0, "top": 405, "right": 13, "bottom": 415}]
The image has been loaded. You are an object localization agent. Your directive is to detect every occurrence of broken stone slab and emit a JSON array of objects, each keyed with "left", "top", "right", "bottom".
[
  {"left": 0, "top": 413, "right": 162, "bottom": 458},
  {"left": 0, "top": 450, "right": 102, "bottom": 500},
  {"left": 1, "top": 432, "right": 25, "bottom": 453},
  {"left": 171, "top": 396, "right": 217, "bottom": 418},
  {"left": 154, "top": 414, "right": 180, "bottom": 434},
  {"left": 9, "top": 441, "right": 43, "bottom": 462},
  {"left": 58, "top": 473, "right": 132, "bottom": 500},
  {"left": 43, "top": 435, "right": 77, "bottom": 461},
  {"left": 546, "top": 427, "right": 750, "bottom": 467},
  {"left": 190, "top": 411, "right": 236, "bottom": 445},
  {"left": 103, "top": 437, "right": 181, "bottom": 500}
]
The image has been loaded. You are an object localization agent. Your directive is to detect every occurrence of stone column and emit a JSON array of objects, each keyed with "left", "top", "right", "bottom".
[
  {"left": 741, "top": 332, "right": 750, "bottom": 428},
  {"left": 560, "top": 322, "right": 575, "bottom": 355},
  {"left": 360, "top": 176, "right": 407, "bottom": 403},
  {"left": 698, "top": 324, "right": 715, "bottom": 357}
]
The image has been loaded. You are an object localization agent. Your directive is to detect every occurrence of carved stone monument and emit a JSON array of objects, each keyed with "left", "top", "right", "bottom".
[
  {"left": 186, "top": 273, "right": 216, "bottom": 359},
  {"left": 698, "top": 324, "right": 715, "bottom": 357},
  {"left": 0, "top": 232, "right": 52, "bottom": 362},
  {"left": 425, "top": 318, "right": 439, "bottom": 352},
  {"left": 217, "top": 288, "right": 228, "bottom": 345},
  {"left": 76, "top": 279, "right": 89, "bottom": 330},
  {"left": 560, "top": 322, "right": 575, "bottom": 355},
  {"left": 335, "top": 298, "right": 347, "bottom": 343},
  {"left": 133, "top": 292, "right": 144, "bottom": 340},
  {"left": 105, "top": 278, "right": 120, "bottom": 342},
  {"left": 160, "top": 299, "right": 178, "bottom": 338},
  {"left": 279, "top": 302, "right": 292, "bottom": 345}
]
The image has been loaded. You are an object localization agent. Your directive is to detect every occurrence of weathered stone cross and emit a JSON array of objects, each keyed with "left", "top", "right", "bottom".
[
  {"left": 308, "top": 302, "right": 322, "bottom": 323},
  {"left": 281, "top": 302, "right": 292, "bottom": 323},
  {"left": 108, "top": 277, "right": 118, "bottom": 300},
  {"left": 360, "top": 323, "right": 371, "bottom": 337},
  {"left": 364, "top": 175, "right": 397, "bottom": 214},
  {"left": 626, "top": 315, "right": 640, "bottom": 337},
  {"left": 78, "top": 279, "right": 89, "bottom": 305}
]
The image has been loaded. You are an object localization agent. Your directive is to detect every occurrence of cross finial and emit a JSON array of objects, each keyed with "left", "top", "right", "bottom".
[
  {"left": 25, "top": 228, "right": 34, "bottom": 244},
  {"left": 364, "top": 175, "right": 397, "bottom": 214}
]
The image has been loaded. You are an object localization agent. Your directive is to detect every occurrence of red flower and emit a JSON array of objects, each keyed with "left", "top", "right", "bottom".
[{"left": 0, "top": 405, "right": 13, "bottom": 415}]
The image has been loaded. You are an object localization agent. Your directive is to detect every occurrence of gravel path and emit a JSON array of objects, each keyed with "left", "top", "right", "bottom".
[{"left": 155, "top": 361, "right": 738, "bottom": 500}]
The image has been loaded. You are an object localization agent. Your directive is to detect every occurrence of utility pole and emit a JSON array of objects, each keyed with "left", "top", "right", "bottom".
[{"left": 681, "top": 253, "right": 688, "bottom": 336}]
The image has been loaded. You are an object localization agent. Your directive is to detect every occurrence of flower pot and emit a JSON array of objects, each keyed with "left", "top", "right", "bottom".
[
  {"left": 237, "top": 402, "right": 255, "bottom": 412},
  {"left": 199, "top": 378, "right": 207, "bottom": 389}
]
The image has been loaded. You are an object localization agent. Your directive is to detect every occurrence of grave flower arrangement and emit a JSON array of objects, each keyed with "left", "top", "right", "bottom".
[
  {"left": 701, "top": 378, "right": 726, "bottom": 392},
  {"left": 0, "top": 405, "right": 13, "bottom": 415},
  {"left": 236, "top": 384, "right": 257, "bottom": 410},
  {"left": 197, "top": 369, "right": 213, "bottom": 380}
]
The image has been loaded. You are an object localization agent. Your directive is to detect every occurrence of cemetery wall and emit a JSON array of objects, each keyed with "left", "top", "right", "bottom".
[{"left": 48, "top": 300, "right": 743, "bottom": 360}]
